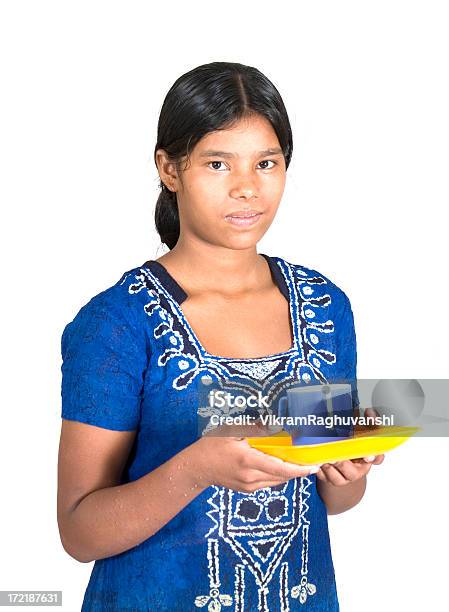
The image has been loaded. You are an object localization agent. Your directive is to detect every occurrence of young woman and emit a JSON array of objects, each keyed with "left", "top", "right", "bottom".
[{"left": 57, "top": 61, "right": 383, "bottom": 611}]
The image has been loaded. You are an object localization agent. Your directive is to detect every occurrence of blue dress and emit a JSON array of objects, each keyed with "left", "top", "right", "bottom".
[{"left": 60, "top": 253, "right": 360, "bottom": 611}]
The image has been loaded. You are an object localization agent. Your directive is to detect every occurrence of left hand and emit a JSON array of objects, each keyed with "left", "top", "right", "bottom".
[{"left": 316, "top": 454, "right": 385, "bottom": 486}]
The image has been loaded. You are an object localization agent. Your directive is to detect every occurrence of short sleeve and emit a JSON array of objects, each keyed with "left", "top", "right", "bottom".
[
  {"left": 335, "top": 293, "right": 360, "bottom": 411},
  {"left": 60, "top": 291, "right": 149, "bottom": 431}
]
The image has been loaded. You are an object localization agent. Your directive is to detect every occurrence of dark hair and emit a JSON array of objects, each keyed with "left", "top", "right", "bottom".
[{"left": 154, "top": 61, "right": 293, "bottom": 250}]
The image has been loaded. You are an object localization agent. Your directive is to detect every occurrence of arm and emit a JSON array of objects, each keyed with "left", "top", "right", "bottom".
[
  {"left": 58, "top": 295, "right": 322, "bottom": 563},
  {"left": 58, "top": 294, "right": 207, "bottom": 562},
  {"left": 57, "top": 420, "right": 320, "bottom": 563},
  {"left": 57, "top": 419, "right": 208, "bottom": 564}
]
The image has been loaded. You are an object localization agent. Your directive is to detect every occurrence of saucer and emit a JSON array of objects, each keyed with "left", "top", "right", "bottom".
[{"left": 245, "top": 425, "right": 420, "bottom": 465}]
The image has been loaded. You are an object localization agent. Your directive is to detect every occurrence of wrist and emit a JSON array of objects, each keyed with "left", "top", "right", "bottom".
[
  {"left": 182, "top": 438, "right": 212, "bottom": 492},
  {"left": 317, "top": 474, "right": 367, "bottom": 515}
]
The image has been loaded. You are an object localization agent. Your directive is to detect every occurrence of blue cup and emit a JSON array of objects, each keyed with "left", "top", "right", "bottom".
[{"left": 278, "top": 383, "right": 354, "bottom": 445}]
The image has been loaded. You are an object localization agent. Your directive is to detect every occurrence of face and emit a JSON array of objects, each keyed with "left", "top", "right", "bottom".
[{"left": 156, "top": 113, "right": 287, "bottom": 251}]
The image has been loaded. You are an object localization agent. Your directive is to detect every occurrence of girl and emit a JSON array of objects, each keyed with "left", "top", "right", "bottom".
[{"left": 58, "top": 61, "right": 383, "bottom": 611}]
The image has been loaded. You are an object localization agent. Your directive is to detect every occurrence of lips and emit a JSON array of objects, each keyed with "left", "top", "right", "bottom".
[
  {"left": 224, "top": 211, "right": 262, "bottom": 227},
  {"left": 225, "top": 210, "right": 261, "bottom": 219}
]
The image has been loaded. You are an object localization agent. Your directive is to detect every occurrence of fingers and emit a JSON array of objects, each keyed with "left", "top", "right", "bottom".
[
  {"left": 315, "top": 468, "right": 327, "bottom": 481},
  {"left": 371, "top": 454, "right": 385, "bottom": 465},
  {"left": 317, "top": 452, "right": 385, "bottom": 484},
  {"left": 244, "top": 467, "right": 317, "bottom": 485},
  {"left": 318, "top": 459, "right": 372, "bottom": 484},
  {"left": 353, "top": 454, "right": 385, "bottom": 464},
  {"left": 318, "top": 464, "right": 349, "bottom": 486},
  {"left": 332, "top": 460, "right": 365, "bottom": 481},
  {"left": 243, "top": 448, "right": 320, "bottom": 480},
  {"left": 363, "top": 455, "right": 376, "bottom": 463},
  {"left": 235, "top": 470, "right": 320, "bottom": 493},
  {"left": 338, "top": 461, "right": 362, "bottom": 480}
]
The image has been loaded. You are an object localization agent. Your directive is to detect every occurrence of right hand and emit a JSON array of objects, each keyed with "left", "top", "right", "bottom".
[{"left": 190, "top": 422, "right": 322, "bottom": 493}]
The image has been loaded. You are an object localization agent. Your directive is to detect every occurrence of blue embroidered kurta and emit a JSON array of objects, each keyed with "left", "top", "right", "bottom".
[{"left": 60, "top": 254, "right": 360, "bottom": 611}]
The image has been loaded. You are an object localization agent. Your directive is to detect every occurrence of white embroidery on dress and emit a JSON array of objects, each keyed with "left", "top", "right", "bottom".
[
  {"left": 128, "top": 272, "right": 206, "bottom": 390},
  {"left": 248, "top": 537, "right": 282, "bottom": 562},
  {"left": 194, "top": 539, "right": 233, "bottom": 610},
  {"left": 205, "top": 487, "right": 221, "bottom": 539},
  {"left": 125, "top": 257, "right": 345, "bottom": 610},
  {"left": 119, "top": 272, "right": 132, "bottom": 286},
  {"left": 200, "top": 477, "right": 314, "bottom": 611},
  {"left": 129, "top": 258, "right": 337, "bottom": 397},
  {"left": 227, "top": 360, "right": 283, "bottom": 381},
  {"left": 290, "top": 521, "right": 317, "bottom": 605},
  {"left": 234, "top": 564, "right": 245, "bottom": 612},
  {"left": 279, "top": 563, "right": 289, "bottom": 612}
]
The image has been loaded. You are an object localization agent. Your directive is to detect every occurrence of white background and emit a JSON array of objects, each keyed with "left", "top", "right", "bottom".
[{"left": 1, "top": 1, "right": 448, "bottom": 610}]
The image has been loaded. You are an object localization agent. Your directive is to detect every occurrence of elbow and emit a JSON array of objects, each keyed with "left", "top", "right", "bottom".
[
  {"left": 66, "top": 550, "right": 93, "bottom": 564},
  {"left": 58, "top": 526, "right": 94, "bottom": 564},
  {"left": 58, "top": 505, "right": 96, "bottom": 563},
  {"left": 60, "top": 537, "right": 93, "bottom": 564},
  {"left": 67, "top": 548, "right": 93, "bottom": 564}
]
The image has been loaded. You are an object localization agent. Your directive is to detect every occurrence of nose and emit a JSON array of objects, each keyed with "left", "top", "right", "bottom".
[{"left": 229, "top": 172, "right": 259, "bottom": 200}]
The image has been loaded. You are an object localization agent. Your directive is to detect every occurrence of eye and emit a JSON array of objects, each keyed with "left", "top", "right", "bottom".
[
  {"left": 207, "top": 161, "right": 228, "bottom": 171},
  {"left": 258, "top": 159, "right": 277, "bottom": 170},
  {"left": 207, "top": 159, "right": 278, "bottom": 171}
]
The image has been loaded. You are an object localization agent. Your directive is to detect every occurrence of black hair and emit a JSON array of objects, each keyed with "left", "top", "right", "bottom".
[{"left": 154, "top": 61, "right": 293, "bottom": 250}]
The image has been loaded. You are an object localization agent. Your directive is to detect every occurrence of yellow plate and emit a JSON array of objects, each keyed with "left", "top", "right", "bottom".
[{"left": 246, "top": 426, "right": 421, "bottom": 464}]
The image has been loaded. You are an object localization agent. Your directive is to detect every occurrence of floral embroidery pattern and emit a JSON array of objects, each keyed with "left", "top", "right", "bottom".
[{"left": 291, "top": 574, "right": 317, "bottom": 605}]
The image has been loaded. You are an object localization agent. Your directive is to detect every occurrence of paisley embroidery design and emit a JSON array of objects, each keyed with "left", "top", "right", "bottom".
[
  {"left": 125, "top": 256, "right": 343, "bottom": 611},
  {"left": 128, "top": 271, "right": 206, "bottom": 390}
]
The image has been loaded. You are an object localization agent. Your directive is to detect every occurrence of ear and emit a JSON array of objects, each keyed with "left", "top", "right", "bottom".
[{"left": 155, "top": 149, "right": 179, "bottom": 192}]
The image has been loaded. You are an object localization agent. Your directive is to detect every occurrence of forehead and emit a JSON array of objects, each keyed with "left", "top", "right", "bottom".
[{"left": 193, "top": 115, "right": 281, "bottom": 157}]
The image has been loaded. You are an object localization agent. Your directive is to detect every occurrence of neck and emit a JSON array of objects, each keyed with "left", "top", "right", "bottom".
[{"left": 156, "top": 239, "right": 269, "bottom": 296}]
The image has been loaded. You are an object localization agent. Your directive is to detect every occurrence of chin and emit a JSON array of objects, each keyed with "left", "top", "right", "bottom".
[{"left": 219, "top": 235, "right": 265, "bottom": 251}]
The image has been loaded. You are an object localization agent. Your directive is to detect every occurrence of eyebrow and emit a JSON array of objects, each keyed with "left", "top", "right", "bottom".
[{"left": 199, "top": 147, "right": 284, "bottom": 159}]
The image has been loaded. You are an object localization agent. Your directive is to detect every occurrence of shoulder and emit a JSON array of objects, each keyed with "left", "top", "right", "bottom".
[
  {"left": 60, "top": 264, "right": 152, "bottom": 430},
  {"left": 61, "top": 263, "right": 155, "bottom": 343},
  {"left": 270, "top": 254, "right": 351, "bottom": 314}
]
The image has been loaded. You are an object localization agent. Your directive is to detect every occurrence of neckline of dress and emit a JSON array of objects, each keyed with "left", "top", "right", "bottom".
[{"left": 141, "top": 253, "right": 298, "bottom": 362}]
